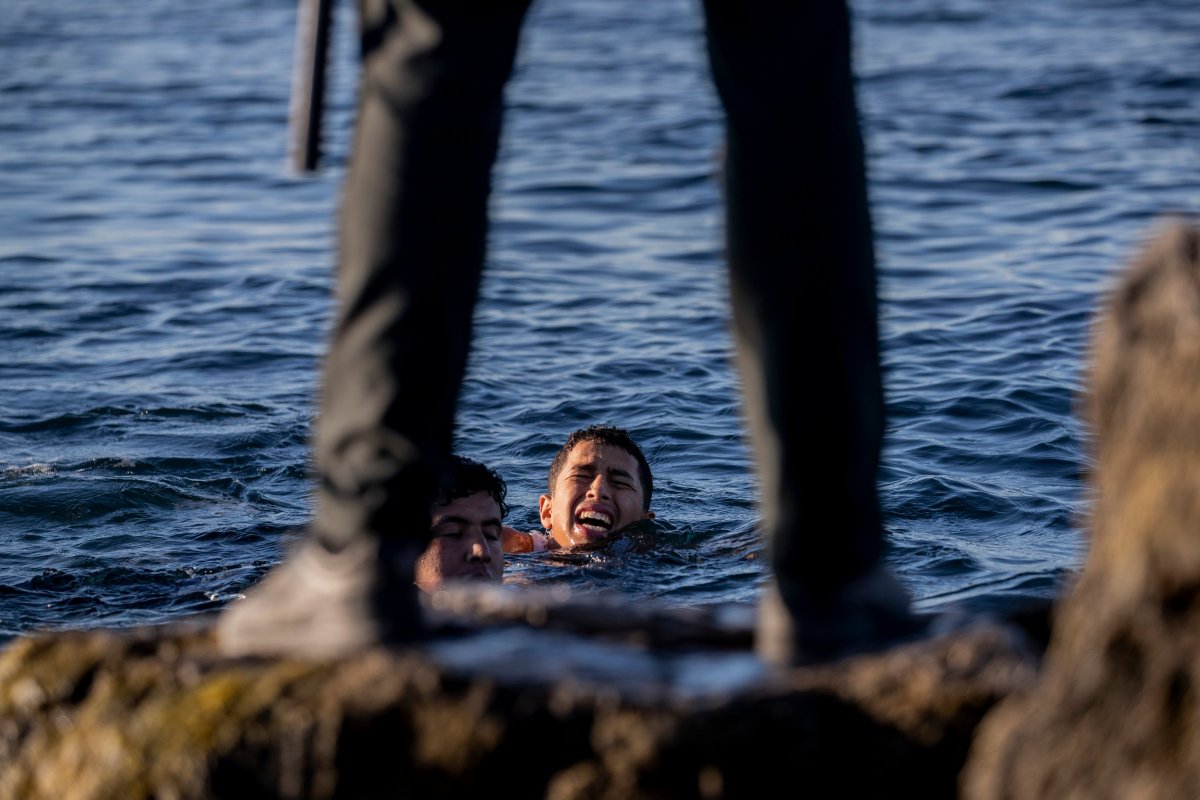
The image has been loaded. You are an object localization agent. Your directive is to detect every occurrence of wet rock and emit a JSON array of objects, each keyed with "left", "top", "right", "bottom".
[
  {"left": 1, "top": 607, "right": 1034, "bottom": 799},
  {"left": 964, "top": 222, "right": 1200, "bottom": 799}
]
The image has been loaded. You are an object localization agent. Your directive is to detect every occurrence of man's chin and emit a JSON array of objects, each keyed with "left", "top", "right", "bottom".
[
  {"left": 567, "top": 524, "right": 619, "bottom": 549},
  {"left": 441, "top": 570, "right": 501, "bottom": 584}
]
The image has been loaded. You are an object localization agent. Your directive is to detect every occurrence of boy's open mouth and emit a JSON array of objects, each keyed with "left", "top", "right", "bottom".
[{"left": 576, "top": 509, "right": 613, "bottom": 536}]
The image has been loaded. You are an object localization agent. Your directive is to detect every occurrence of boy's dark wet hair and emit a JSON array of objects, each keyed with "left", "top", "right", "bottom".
[
  {"left": 435, "top": 455, "right": 508, "bottom": 518},
  {"left": 547, "top": 425, "right": 653, "bottom": 511}
]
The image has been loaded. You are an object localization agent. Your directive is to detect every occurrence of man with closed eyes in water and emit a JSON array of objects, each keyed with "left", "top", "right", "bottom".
[
  {"left": 503, "top": 425, "right": 656, "bottom": 553},
  {"left": 416, "top": 455, "right": 507, "bottom": 591}
]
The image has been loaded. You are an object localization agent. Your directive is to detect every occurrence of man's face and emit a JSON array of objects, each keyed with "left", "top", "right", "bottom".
[
  {"left": 539, "top": 440, "right": 654, "bottom": 548},
  {"left": 415, "top": 491, "right": 504, "bottom": 591}
]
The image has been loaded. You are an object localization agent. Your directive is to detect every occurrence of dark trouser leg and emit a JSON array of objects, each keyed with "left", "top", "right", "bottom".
[
  {"left": 703, "top": 0, "right": 911, "bottom": 662},
  {"left": 316, "top": 0, "right": 530, "bottom": 559},
  {"left": 219, "top": 0, "right": 529, "bottom": 657}
]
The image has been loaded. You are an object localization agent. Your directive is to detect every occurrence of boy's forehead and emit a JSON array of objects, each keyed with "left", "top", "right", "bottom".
[
  {"left": 563, "top": 441, "right": 637, "bottom": 473},
  {"left": 434, "top": 490, "right": 500, "bottom": 519}
]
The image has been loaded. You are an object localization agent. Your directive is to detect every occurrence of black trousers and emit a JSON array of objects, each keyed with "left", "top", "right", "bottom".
[{"left": 315, "top": 0, "right": 886, "bottom": 595}]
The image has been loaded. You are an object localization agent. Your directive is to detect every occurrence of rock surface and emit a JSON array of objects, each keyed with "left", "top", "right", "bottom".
[
  {"left": 964, "top": 222, "right": 1200, "bottom": 799},
  {"left": 0, "top": 607, "right": 1035, "bottom": 799}
]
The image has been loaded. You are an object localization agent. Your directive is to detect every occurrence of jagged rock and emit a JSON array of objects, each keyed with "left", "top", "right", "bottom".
[
  {"left": 0, "top": 603, "right": 1035, "bottom": 799},
  {"left": 964, "top": 222, "right": 1200, "bottom": 799}
]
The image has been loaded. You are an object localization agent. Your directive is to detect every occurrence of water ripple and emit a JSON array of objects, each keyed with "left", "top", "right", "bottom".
[{"left": 2, "top": 0, "right": 1196, "bottom": 640}]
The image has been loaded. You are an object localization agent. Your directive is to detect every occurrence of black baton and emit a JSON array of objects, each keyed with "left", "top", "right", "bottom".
[{"left": 288, "top": 0, "right": 334, "bottom": 172}]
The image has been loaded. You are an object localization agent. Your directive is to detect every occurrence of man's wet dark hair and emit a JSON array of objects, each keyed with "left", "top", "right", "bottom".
[
  {"left": 547, "top": 425, "right": 653, "bottom": 511},
  {"left": 435, "top": 455, "right": 508, "bottom": 518}
]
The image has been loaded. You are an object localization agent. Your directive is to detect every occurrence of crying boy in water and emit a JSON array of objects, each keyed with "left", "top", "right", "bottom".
[{"left": 503, "top": 425, "right": 655, "bottom": 553}]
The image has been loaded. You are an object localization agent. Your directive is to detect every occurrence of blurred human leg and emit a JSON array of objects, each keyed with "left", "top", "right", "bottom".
[
  {"left": 702, "top": 0, "right": 918, "bottom": 664},
  {"left": 219, "top": 0, "right": 531, "bottom": 657}
]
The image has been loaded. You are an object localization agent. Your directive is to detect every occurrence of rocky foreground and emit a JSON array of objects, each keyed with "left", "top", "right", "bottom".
[
  {"left": 3, "top": 222, "right": 1199, "bottom": 799},
  {"left": 0, "top": 600, "right": 1035, "bottom": 800}
]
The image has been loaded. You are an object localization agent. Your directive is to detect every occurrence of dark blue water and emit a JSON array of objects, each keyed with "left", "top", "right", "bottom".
[{"left": 2, "top": 0, "right": 1197, "bottom": 642}]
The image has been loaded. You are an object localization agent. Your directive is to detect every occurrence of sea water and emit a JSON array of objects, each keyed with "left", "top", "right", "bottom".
[{"left": 2, "top": 0, "right": 1197, "bottom": 642}]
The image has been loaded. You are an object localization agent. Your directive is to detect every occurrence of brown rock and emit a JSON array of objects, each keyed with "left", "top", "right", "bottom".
[
  {"left": 964, "top": 221, "right": 1200, "bottom": 799},
  {"left": 1, "top": 607, "right": 1035, "bottom": 799}
]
